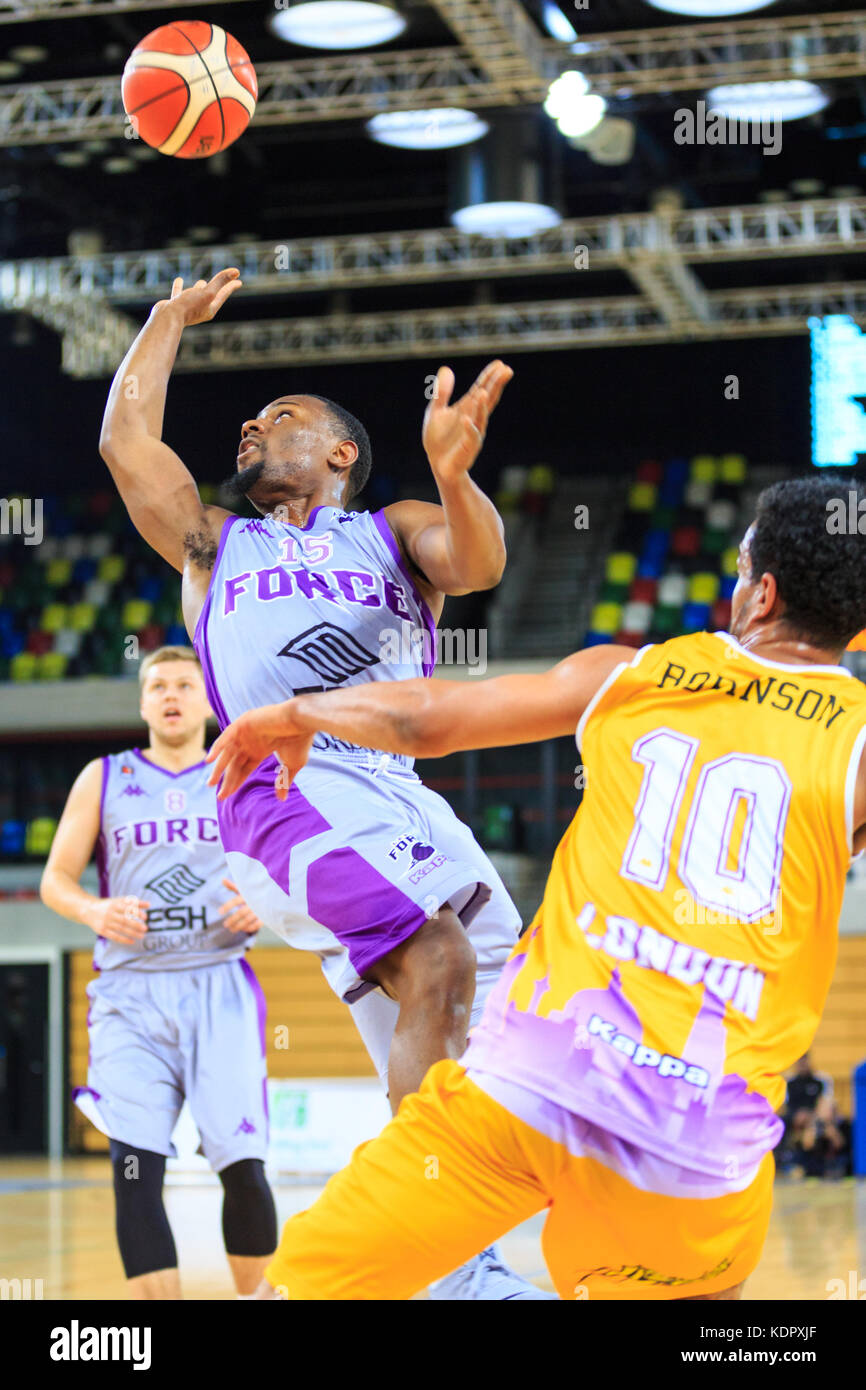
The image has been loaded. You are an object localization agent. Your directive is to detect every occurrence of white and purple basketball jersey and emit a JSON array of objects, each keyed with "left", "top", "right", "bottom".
[
  {"left": 95, "top": 748, "right": 253, "bottom": 971},
  {"left": 193, "top": 507, "right": 436, "bottom": 767}
]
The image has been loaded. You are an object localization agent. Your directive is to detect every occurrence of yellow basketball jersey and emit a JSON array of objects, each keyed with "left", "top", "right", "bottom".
[{"left": 465, "top": 631, "right": 866, "bottom": 1178}]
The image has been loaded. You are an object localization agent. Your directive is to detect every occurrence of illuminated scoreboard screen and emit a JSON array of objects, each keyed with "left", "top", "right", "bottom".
[{"left": 810, "top": 314, "right": 866, "bottom": 468}]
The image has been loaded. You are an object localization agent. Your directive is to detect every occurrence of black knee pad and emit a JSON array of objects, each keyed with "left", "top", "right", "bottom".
[
  {"left": 218, "top": 1158, "right": 277, "bottom": 1257},
  {"left": 109, "top": 1139, "right": 177, "bottom": 1280}
]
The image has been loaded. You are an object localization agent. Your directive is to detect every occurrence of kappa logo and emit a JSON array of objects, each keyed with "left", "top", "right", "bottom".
[
  {"left": 278, "top": 621, "right": 379, "bottom": 687},
  {"left": 120, "top": 784, "right": 145, "bottom": 798},
  {"left": 144, "top": 862, "right": 206, "bottom": 906}
]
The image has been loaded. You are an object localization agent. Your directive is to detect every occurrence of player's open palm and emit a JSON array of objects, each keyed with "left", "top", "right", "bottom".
[
  {"left": 422, "top": 360, "right": 513, "bottom": 482},
  {"left": 206, "top": 703, "right": 314, "bottom": 802},
  {"left": 158, "top": 267, "right": 242, "bottom": 326},
  {"left": 88, "top": 895, "right": 150, "bottom": 945}
]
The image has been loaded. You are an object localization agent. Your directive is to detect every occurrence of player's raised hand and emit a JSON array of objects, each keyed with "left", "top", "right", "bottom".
[
  {"left": 157, "top": 268, "right": 242, "bottom": 326},
  {"left": 87, "top": 895, "right": 150, "bottom": 945},
  {"left": 422, "top": 360, "right": 513, "bottom": 483},
  {"left": 218, "top": 878, "right": 263, "bottom": 934},
  {"left": 205, "top": 702, "right": 314, "bottom": 802}
]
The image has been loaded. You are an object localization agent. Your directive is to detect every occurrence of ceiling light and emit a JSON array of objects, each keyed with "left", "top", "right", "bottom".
[
  {"left": 366, "top": 108, "right": 488, "bottom": 149},
  {"left": 706, "top": 80, "right": 829, "bottom": 122},
  {"left": 55, "top": 150, "right": 88, "bottom": 168},
  {"left": 643, "top": 0, "right": 774, "bottom": 14},
  {"left": 544, "top": 71, "right": 606, "bottom": 139},
  {"left": 9, "top": 45, "right": 47, "bottom": 63},
  {"left": 452, "top": 201, "right": 561, "bottom": 238},
  {"left": 450, "top": 116, "right": 562, "bottom": 239},
  {"left": 0, "top": 60, "right": 21, "bottom": 78},
  {"left": 541, "top": 0, "right": 577, "bottom": 42},
  {"left": 103, "top": 157, "right": 135, "bottom": 174},
  {"left": 82, "top": 139, "right": 109, "bottom": 154},
  {"left": 269, "top": 1, "right": 406, "bottom": 50}
]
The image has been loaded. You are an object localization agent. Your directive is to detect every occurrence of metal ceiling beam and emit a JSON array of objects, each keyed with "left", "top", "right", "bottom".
[
  {"left": 425, "top": 0, "right": 553, "bottom": 97},
  {"left": 574, "top": 10, "right": 866, "bottom": 97},
  {"left": 42, "top": 280, "right": 865, "bottom": 375},
  {"left": 3, "top": 198, "right": 863, "bottom": 302},
  {"left": 0, "top": 13, "right": 864, "bottom": 142},
  {"left": 0, "top": 0, "right": 242, "bottom": 20}
]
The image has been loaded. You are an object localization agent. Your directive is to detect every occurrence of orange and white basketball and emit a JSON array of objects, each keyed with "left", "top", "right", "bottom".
[{"left": 121, "top": 20, "right": 257, "bottom": 159}]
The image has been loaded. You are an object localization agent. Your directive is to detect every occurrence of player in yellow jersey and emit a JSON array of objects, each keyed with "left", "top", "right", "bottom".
[{"left": 206, "top": 475, "right": 866, "bottom": 1300}]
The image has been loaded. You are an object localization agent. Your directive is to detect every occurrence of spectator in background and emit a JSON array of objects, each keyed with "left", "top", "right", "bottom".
[{"left": 777, "top": 1053, "right": 850, "bottom": 1178}]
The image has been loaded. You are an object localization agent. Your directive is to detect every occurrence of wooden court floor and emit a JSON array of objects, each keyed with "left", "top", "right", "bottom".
[{"left": 1, "top": 1157, "right": 864, "bottom": 1300}]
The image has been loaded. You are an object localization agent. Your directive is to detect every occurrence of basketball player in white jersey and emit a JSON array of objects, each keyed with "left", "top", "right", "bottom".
[
  {"left": 41, "top": 646, "right": 278, "bottom": 1300},
  {"left": 96, "top": 267, "right": 552, "bottom": 1298}
]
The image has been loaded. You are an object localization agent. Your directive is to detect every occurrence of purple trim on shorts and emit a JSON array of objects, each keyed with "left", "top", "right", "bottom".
[
  {"left": 238, "top": 956, "right": 269, "bottom": 1127},
  {"left": 131, "top": 749, "right": 208, "bottom": 780},
  {"left": 217, "top": 757, "right": 430, "bottom": 983},
  {"left": 193, "top": 515, "right": 241, "bottom": 733},
  {"left": 95, "top": 756, "right": 110, "bottom": 898},
  {"left": 71, "top": 1084, "right": 101, "bottom": 1104},
  {"left": 372, "top": 508, "right": 437, "bottom": 677}
]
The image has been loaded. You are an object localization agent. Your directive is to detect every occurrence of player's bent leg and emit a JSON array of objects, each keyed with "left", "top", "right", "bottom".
[
  {"left": 218, "top": 1158, "right": 278, "bottom": 1296},
  {"left": 365, "top": 910, "right": 476, "bottom": 1111},
  {"left": 109, "top": 1140, "right": 181, "bottom": 1300},
  {"left": 264, "top": 1060, "right": 548, "bottom": 1300},
  {"left": 538, "top": 1142, "right": 775, "bottom": 1302}
]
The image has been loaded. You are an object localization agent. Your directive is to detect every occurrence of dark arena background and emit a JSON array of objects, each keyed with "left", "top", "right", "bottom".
[{"left": 0, "top": 0, "right": 865, "bottom": 1333}]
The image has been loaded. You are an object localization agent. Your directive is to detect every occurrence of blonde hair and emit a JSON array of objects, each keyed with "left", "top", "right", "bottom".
[{"left": 138, "top": 645, "right": 202, "bottom": 686}]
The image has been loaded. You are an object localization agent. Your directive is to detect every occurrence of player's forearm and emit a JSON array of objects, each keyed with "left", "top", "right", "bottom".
[
  {"left": 100, "top": 300, "right": 184, "bottom": 452},
  {"left": 40, "top": 867, "right": 102, "bottom": 932},
  {"left": 432, "top": 473, "right": 506, "bottom": 591}
]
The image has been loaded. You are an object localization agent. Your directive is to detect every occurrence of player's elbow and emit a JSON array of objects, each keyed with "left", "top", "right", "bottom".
[{"left": 396, "top": 687, "right": 454, "bottom": 759}]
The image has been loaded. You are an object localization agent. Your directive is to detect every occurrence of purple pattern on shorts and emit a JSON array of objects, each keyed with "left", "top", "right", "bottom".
[
  {"left": 371, "top": 509, "right": 437, "bottom": 677},
  {"left": 217, "top": 757, "right": 428, "bottom": 979},
  {"left": 239, "top": 956, "right": 270, "bottom": 1127},
  {"left": 463, "top": 949, "right": 782, "bottom": 1179}
]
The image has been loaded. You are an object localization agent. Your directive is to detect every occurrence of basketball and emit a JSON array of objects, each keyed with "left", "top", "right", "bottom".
[{"left": 121, "top": 19, "right": 257, "bottom": 159}]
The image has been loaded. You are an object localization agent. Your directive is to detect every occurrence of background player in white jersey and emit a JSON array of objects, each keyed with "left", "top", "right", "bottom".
[
  {"left": 41, "top": 647, "right": 278, "bottom": 1300},
  {"left": 96, "top": 267, "right": 552, "bottom": 1298}
]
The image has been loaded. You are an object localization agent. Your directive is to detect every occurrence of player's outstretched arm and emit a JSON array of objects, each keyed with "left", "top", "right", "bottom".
[
  {"left": 206, "top": 643, "right": 633, "bottom": 799},
  {"left": 383, "top": 361, "right": 513, "bottom": 596},
  {"left": 40, "top": 760, "right": 149, "bottom": 944},
  {"left": 99, "top": 269, "right": 242, "bottom": 573}
]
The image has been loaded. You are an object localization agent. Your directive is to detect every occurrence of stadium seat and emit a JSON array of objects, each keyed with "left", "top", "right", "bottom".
[
  {"left": 627, "top": 482, "right": 656, "bottom": 512},
  {"left": 45, "top": 557, "right": 73, "bottom": 589},
  {"left": 720, "top": 575, "right": 737, "bottom": 599},
  {"left": 40, "top": 603, "right": 68, "bottom": 634},
  {"left": 55, "top": 630, "right": 83, "bottom": 659},
  {"left": 600, "top": 581, "right": 630, "bottom": 605},
  {"left": 711, "top": 598, "right": 733, "bottom": 629},
  {"left": 681, "top": 601, "right": 711, "bottom": 632},
  {"left": 98, "top": 555, "right": 126, "bottom": 584},
  {"left": 590, "top": 603, "right": 622, "bottom": 635},
  {"left": 583, "top": 631, "right": 613, "bottom": 647},
  {"left": 700, "top": 527, "right": 729, "bottom": 557},
  {"left": 721, "top": 547, "right": 739, "bottom": 577},
  {"left": 0, "top": 820, "right": 26, "bottom": 857},
  {"left": 37, "top": 652, "right": 68, "bottom": 680},
  {"left": 650, "top": 505, "right": 676, "bottom": 532},
  {"left": 621, "top": 601, "right": 652, "bottom": 634},
  {"left": 165, "top": 623, "right": 189, "bottom": 646},
  {"left": 69, "top": 601, "right": 97, "bottom": 633},
  {"left": 86, "top": 534, "right": 112, "bottom": 559},
  {"left": 26, "top": 630, "right": 53, "bottom": 656},
  {"left": 37, "top": 538, "right": 60, "bottom": 562},
  {"left": 690, "top": 455, "right": 717, "bottom": 483},
  {"left": 671, "top": 526, "right": 701, "bottom": 558},
  {"left": 719, "top": 453, "right": 747, "bottom": 484},
  {"left": 61, "top": 535, "right": 86, "bottom": 561},
  {"left": 10, "top": 652, "right": 37, "bottom": 681},
  {"left": 684, "top": 479, "right": 712, "bottom": 510},
  {"left": 526, "top": 464, "right": 555, "bottom": 495},
  {"left": 72, "top": 557, "right": 97, "bottom": 586},
  {"left": 630, "top": 577, "right": 658, "bottom": 604},
  {"left": 83, "top": 579, "right": 111, "bottom": 607},
  {"left": 615, "top": 631, "right": 645, "bottom": 648},
  {"left": 121, "top": 599, "right": 153, "bottom": 631},
  {"left": 636, "top": 460, "right": 662, "bottom": 484},
  {"left": 688, "top": 573, "right": 720, "bottom": 605},
  {"left": 652, "top": 604, "right": 681, "bottom": 637},
  {"left": 657, "top": 573, "right": 688, "bottom": 606},
  {"left": 605, "top": 553, "right": 637, "bottom": 585},
  {"left": 25, "top": 818, "right": 57, "bottom": 857},
  {"left": 707, "top": 499, "right": 737, "bottom": 531}
]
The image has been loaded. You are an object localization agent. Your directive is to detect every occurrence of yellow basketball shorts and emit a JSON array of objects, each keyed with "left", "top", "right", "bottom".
[{"left": 265, "top": 1059, "right": 775, "bottom": 1300}]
